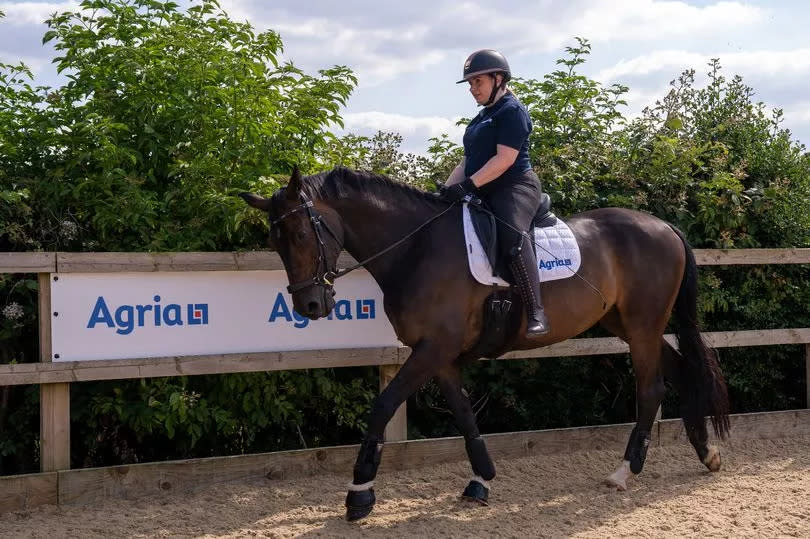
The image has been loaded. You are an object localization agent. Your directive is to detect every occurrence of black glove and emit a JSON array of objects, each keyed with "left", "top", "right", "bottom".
[{"left": 438, "top": 177, "right": 477, "bottom": 203}]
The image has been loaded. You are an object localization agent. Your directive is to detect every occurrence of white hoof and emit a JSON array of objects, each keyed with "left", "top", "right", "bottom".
[
  {"left": 703, "top": 445, "right": 721, "bottom": 472},
  {"left": 605, "top": 460, "right": 631, "bottom": 491}
]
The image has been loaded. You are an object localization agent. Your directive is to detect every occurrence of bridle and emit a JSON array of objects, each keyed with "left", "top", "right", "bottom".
[
  {"left": 271, "top": 189, "right": 457, "bottom": 295},
  {"left": 270, "top": 191, "right": 342, "bottom": 294}
]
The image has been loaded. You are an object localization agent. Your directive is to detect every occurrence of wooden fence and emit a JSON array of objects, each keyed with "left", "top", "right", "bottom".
[{"left": 0, "top": 249, "right": 808, "bottom": 486}]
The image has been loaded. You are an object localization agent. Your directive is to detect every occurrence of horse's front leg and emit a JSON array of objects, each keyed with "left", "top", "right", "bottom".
[
  {"left": 436, "top": 363, "right": 495, "bottom": 505},
  {"left": 345, "top": 339, "right": 450, "bottom": 521}
]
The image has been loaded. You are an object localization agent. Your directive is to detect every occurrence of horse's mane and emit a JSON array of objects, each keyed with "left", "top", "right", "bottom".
[{"left": 303, "top": 167, "right": 444, "bottom": 210}]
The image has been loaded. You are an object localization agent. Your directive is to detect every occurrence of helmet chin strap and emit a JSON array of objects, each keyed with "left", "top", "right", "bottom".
[{"left": 482, "top": 74, "right": 508, "bottom": 106}]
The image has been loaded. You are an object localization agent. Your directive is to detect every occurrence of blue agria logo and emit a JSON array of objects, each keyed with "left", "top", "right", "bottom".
[
  {"left": 87, "top": 295, "right": 209, "bottom": 335},
  {"left": 538, "top": 258, "right": 572, "bottom": 271},
  {"left": 268, "top": 292, "right": 375, "bottom": 329}
]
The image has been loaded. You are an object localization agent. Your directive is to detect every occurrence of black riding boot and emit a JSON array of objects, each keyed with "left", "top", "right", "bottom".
[{"left": 509, "top": 237, "right": 550, "bottom": 337}]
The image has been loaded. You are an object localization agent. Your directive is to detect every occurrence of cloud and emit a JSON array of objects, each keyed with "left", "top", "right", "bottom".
[
  {"left": 0, "top": 1, "right": 79, "bottom": 25},
  {"left": 621, "top": 84, "right": 674, "bottom": 119},
  {"left": 596, "top": 48, "right": 810, "bottom": 83},
  {"left": 0, "top": 48, "right": 48, "bottom": 72},
  {"left": 217, "top": 0, "right": 765, "bottom": 85},
  {"left": 1, "top": 0, "right": 764, "bottom": 87},
  {"left": 781, "top": 101, "right": 810, "bottom": 125},
  {"left": 567, "top": 0, "right": 762, "bottom": 44}
]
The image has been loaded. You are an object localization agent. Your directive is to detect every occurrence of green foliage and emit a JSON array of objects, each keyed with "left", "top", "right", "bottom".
[
  {"left": 0, "top": 275, "right": 40, "bottom": 475},
  {"left": 621, "top": 61, "right": 810, "bottom": 248},
  {"left": 5, "top": 0, "right": 356, "bottom": 252},
  {"left": 71, "top": 369, "right": 376, "bottom": 465},
  {"left": 409, "top": 356, "right": 636, "bottom": 440},
  {"left": 511, "top": 37, "right": 630, "bottom": 214},
  {"left": 318, "top": 130, "right": 460, "bottom": 191}
]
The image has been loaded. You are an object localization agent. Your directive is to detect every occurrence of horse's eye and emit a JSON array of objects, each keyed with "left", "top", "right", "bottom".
[{"left": 293, "top": 229, "right": 307, "bottom": 242}]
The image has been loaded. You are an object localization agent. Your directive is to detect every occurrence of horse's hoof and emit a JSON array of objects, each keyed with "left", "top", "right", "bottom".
[
  {"left": 461, "top": 480, "right": 489, "bottom": 506},
  {"left": 604, "top": 475, "right": 627, "bottom": 491},
  {"left": 606, "top": 460, "right": 631, "bottom": 491},
  {"left": 345, "top": 488, "right": 375, "bottom": 521},
  {"left": 703, "top": 445, "right": 721, "bottom": 472}
]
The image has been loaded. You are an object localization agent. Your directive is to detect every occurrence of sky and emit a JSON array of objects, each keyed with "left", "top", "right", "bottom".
[{"left": 2, "top": 0, "right": 810, "bottom": 155}]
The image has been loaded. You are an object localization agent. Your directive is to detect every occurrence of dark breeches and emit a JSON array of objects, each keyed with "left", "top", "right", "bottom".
[{"left": 479, "top": 170, "right": 542, "bottom": 260}]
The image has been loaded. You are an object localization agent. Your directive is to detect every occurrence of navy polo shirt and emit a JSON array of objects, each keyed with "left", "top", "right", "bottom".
[{"left": 463, "top": 92, "right": 533, "bottom": 180}]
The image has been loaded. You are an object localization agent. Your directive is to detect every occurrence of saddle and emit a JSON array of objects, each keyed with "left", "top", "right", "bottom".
[
  {"left": 468, "top": 192, "right": 556, "bottom": 278},
  {"left": 461, "top": 193, "right": 580, "bottom": 360}
]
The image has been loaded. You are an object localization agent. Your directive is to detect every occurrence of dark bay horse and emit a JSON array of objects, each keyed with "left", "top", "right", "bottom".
[{"left": 241, "top": 166, "right": 730, "bottom": 521}]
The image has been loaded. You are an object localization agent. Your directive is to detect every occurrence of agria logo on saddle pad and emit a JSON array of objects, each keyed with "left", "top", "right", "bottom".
[
  {"left": 268, "top": 292, "right": 375, "bottom": 329},
  {"left": 87, "top": 295, "right": 209, "bottom": 335},
  {"left": 538, "top": 258, "right": 573, "bottom": 271}
]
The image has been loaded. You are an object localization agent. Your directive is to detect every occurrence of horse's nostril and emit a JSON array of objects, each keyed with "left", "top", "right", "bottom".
[{"left": 308, "top": 301, "right": 320, "bottom": 314}]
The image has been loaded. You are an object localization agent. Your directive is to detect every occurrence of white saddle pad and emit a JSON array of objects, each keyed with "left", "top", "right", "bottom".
[{"left": 462, "top": 203, "right": 582, "bottom": 287}]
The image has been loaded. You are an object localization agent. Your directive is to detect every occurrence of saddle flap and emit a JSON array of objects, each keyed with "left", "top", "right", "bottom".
[{"left": 468, "top": 202, "right": 499, "bottom": 274}]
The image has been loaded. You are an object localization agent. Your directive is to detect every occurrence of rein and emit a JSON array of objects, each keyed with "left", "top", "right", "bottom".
[{"left": 274, "top": 191, "right": 606, "bottom": 309}]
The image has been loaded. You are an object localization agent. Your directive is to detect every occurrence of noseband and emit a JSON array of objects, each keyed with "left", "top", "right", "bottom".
[{"left": 271, "top": 193, "right": 342, "bottom": 294}]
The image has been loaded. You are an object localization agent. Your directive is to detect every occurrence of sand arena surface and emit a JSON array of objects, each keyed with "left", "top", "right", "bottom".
[{"left": 1, "top": 436, "right": 808, "bottom": 538}]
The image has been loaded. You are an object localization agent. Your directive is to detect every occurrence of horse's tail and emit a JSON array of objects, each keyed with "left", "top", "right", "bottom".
[{"left": 669, "top": 225, "right": 731, "bottom": 439}]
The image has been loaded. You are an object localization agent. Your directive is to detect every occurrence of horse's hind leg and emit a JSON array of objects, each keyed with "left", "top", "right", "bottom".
[
  {"left": 606, "top": 335, "right": 667, "bottom": 490},
  {"left": 600, "top": 312, "right": 666, "bottom": 490},
  {"left": 660, "top": 341, "right": 721, "bottom": 471},
  {"left": 436, "top": 363, "right": 494, "bottom": 505}
]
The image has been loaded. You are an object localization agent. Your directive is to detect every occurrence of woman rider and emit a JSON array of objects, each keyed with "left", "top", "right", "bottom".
[{"left": 439, "top": 49, "right": 549, "bottom": 337}]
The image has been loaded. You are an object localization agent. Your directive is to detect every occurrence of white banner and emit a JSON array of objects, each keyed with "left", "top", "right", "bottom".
[{"left": 50, "top": 271, "right": 400, "bottom": 362}]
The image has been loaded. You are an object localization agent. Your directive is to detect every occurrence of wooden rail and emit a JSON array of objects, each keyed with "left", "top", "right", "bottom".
[
  {"left": 0, "top": 249, "right": 808, "bottom": 489},
  {"left": 2, "top": 248, "right": 809, "bottom": 274},
  {"left": 0, "top": 329, "right": 808, "bottom": 387}
]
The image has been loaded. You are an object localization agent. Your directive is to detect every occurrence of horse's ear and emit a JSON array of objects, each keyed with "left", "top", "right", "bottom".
[
  {"left": 239, "top": 192, "right": 271, "bottom": 211},
  {"left": 286, "top": 165, "right": 302, "bottom": 200}
]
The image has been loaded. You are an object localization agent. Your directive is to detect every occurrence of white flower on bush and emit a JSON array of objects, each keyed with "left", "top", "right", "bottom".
[
  {"left": 61, "top": 220, "right": 78, "bottom": 240},
  {"left": 2, "top": 302, "right": 24, "bottom": 321}
]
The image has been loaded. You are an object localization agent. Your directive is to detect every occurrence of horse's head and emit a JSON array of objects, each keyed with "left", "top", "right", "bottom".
[{"left": 240, "top": 167, "right": 342, "bottom": 320}]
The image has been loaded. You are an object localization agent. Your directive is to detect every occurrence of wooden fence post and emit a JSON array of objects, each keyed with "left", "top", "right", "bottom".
[
  {"left": 379, "top": 364, "right": 407, "bottom": 442},
  {"left": 38, "top": 273, "right": 70, "bottom": 472},
  {"left": 806, "top": 344, "right": 810, "bottom": 409}
]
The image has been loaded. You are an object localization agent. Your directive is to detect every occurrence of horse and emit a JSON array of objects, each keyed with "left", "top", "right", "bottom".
[{"left": 240, "top": 166, "right": 730, "bottom": 521}]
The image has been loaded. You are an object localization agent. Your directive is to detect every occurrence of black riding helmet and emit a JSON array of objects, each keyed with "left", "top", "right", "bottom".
[{"left": 457, "top": 49, "right": 511, "bottom": 106}]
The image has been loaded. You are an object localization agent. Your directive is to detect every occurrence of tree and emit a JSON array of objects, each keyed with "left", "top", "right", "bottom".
[
  {"left": 622, "top": 61, "right": 810, "bottom": 248},
  {"left": 510, "top": 37, "right": 630, "bottom": 213},
  {"left": 2, "top": 0, "right": 356, "bottom": 253}
]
